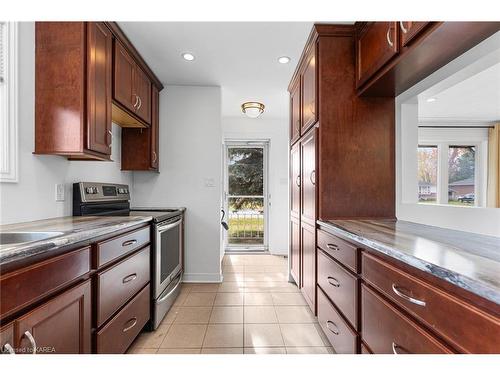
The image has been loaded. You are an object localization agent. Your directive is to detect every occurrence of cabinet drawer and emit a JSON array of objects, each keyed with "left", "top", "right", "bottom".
[
  {"left": 96, "top": 247, "right": 150, "bottom": 326},
  {"left": 362, "top": 252, "right": 500, "bottom": 353},
  {"left": 317, "top": 229, "right": 359, "bottom": 273},
  {"left": 317, "top": 250, "right": 358, "bottom": 329},
  {"left": 361, "top": 284, "right": 452, "bottom": 354},
  {"left": 0, "top": 323, "right": 15, "bottom": 354},
  {"left": 96, "top": 283, "right": 150, "bottom": 354},
  {"left": 317, "top": 287, "right": 357, "bottom": 354},
  {"left": 95, "top": 225, "right": 150, "bottom": 267}
]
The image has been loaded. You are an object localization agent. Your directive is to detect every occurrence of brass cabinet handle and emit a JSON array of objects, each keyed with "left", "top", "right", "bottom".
[
  {"left": 152, "top": 151, "right": 157, "bottom": 163},
  {"left": 122, "top": 239, "right": 137, "bottom": 247},
  {"left": 122, "top": 273, "right": 138, "bottom": 284},
  {"left": 391, "top": 283, "right": 426, "bottom": 307},
  {"left": 326, "top": 320, "right": 339, "bottom": 335},
  {"left": 2, "top": 343, "right": 15, "bottom": 354},
  {"left": 399, "top": 21, "right": 408, "bottom": 34},
  {"left": 122, "top": 317, "right": 138, "bottom": 332},
  {"left": 391, "top": 342, "right": 410, "bottom": 354},
  {"left": 310, "top": 170, "right": 316, "bottom": 185},
  {"left": 386, "top": 26, "right": 394, "bottom": 47},
  {"left": 327, "top": 276, "right": 340, "bottom": 288},
  {"left": 23, "top": 331, "right": 37, "bottom": 354},
  {"left": 133, "top": 94, "right": 139, "bottom": 109},
  {"left": 326, "top": 243, "right": 339, "bottom": 251},
  {"left": 137, "top": 96, "right": 142, "bottom": 111},
  {"left": 295, "top": 175, "right": 301, "bottom": 187}
]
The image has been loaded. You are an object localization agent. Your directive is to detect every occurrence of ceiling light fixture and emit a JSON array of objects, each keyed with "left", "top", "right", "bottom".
[
  {"left": 241, "top": 102, "right": 265, "bottom": 118},
  {"left": 426, "top": 97, "right": 437, "bottom": 102},
  {"left": 278, "top": 56, "right": 291, "bottom": 64},
  {"left": 181, "top": 52, "right": 195, "bottom": 61}
]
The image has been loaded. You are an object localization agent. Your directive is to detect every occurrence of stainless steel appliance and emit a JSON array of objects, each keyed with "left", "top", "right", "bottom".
[{"left": 73, "top": 182, "right": 184, "bottom": 330}]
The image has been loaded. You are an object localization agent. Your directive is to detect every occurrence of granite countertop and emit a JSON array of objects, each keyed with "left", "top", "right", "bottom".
[
  {"left": 318, "top": 219, "right": 500, "bottom": 305},
  {"left": 0, "top": 216, "right": 153, "bottom": 267}
]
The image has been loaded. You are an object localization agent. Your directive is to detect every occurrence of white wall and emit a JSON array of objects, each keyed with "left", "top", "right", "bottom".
[
  {"left": 0, "top": 22, "right": 132, "bottom": 225},
  {"left": 222, "top": 117, "right": 289, "bottom": 255},
  {"left": 132, "top": 85, "right": 223, "bottom": 282}
]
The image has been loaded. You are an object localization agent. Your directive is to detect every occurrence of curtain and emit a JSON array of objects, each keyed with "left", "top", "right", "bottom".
[{"left": 487, "top": 124, "right": 500, "bottom": 207}]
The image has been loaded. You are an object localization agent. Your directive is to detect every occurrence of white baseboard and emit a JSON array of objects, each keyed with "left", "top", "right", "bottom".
[{"left": 182, "top": 273, "right": 223, "bottom": 283}]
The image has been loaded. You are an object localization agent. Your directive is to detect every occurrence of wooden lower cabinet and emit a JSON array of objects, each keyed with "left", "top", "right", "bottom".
[
  {"left": 290, "top": 216, "right": 301, "bottom": 284},
  {"left": 0, "top": 323, "right": 15, "bottom": 354},
  {"left": 300, "top": 222, "right": 316, "bottom": 312},
  {"left": 14, "top": 280, "right": 92, "bottom": 354}
]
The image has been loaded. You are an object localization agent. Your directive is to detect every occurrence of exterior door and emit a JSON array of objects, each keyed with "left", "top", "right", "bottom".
[
  {"left": 301, "top": 127, "right": 317, "bottom": 227},
  {"left": 224, "top": 142, "right": 268, "bottom": 251}
]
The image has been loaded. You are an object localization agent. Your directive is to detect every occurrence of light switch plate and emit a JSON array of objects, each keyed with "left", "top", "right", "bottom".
[
  {"left": 204, "top": 178, "right": 215, "bottom": 187},
  {"left": 55, "top": 183, "right": 65, "bottom": 201}
]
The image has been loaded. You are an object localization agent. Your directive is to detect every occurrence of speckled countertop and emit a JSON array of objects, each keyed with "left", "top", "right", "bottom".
[
  {"left": 0, "top": 216, "right": 152, "bottom": 267},
  {"left": 318, "top": 219, "right": 500, "bottom": 305}
]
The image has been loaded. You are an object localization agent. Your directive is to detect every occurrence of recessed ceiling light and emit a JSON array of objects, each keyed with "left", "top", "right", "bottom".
[
  {"left": 426, "top": 97, "right": 437, "bottom": 102},
  {"left": 278, "top": 56, "right": 291, "bottom": 64},
  {"left": 181, "top": 52, "right": 195, "bottom": 61},
  {"left": 241, "top": 102, "right": 265, "bottom": 118}
]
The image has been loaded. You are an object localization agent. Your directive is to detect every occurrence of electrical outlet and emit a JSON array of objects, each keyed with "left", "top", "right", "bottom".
[{"left": 55, "top": 183, "right": 65, "bottom": 201}]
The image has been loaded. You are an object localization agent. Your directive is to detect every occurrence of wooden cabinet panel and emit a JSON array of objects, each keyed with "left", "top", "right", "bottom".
[
  {"left": 113, "top": 40, "right": 136, "bottom": 113},
  {"left": 134, "top": 66, "right": 152, "bottom": 124},
  {"left": 301, "top": 46, "right": 317, "bottom": 133},
  {"left": 96, "top": 247, "right": 150, "bottom": 327},
  {"left": 300, "top": 127, "right": 317, "bottom": 227},
  {"left": 15, "top": 280, "right": 91, "bottom": 354},
  {"left": 317, "top": 287, "right": 358, "bottom": 353},
  {"left": 361, "top": 343, "right": 372, "bottom": 354},
  {"left": 290, "top": 78, "right": 301, "bottom": 144},
  {"left": 96, "top": 284, "right": 150, "bottom": 354},
  {"left": 290, "top": 142, "right": 301, "bottom": 219},
  {"left": 362, "top": 252, "right": 500, "bottom": 353},
  {"left": 290, "top": 216, "right": 301, "bottom": 285},
  {"left": 361, "top": 284, "right": 452, "bottom": 354},
  {"left": 317, "top": 250, "right": 358, "bottom": 329},
  {"left": 399, "top": 21, "right": 430, "bottom": 46},
  {"left": 87, "top": 22, "right": 112, "bottom": 156},
  {"left": 300, "top": 222, "right": 316, "bottom": 312},
  {"left": 150, "top": 85, "right": 160, "bottom": 169},
  {"left": 356, "top": 22, "right": 399, "bottom": 87},
  {"left": 317, "top": 229, "right": 359, "bottom": 274},
  {"left": 1, "top": 323, "right": 15, "bottom": 354}
]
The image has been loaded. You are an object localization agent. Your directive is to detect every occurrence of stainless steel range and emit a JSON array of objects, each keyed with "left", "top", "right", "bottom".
[{"left": 73, "top": 182, "right": 184, "bottom": 330}]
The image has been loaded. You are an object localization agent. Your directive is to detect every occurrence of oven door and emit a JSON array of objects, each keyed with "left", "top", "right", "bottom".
[{"left": 155, "top": 216, "right": 182, "bottom": 298}]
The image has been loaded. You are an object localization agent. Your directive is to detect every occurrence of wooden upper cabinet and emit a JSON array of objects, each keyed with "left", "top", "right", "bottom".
[
  {"left": 300, "top": 127, "right": 317, "bottom": 227},
  {"left": 150, "top": 85, "right": 160, "bottom": 170},
  {"left": 290, "top": 78, "right": 301, "bottom": 144},
  {"left": 134, "top": 67, "right": 152, "bottom": 124},
  {"left": 113, "top": 41, "right": 136, "bottom": 113},
  {"left": 301, "top": 45, "right": 317, "bottom": 133},
  {"left": 399, "top": 22, "right": 430, "bottom": 47},
  {"left": 356, "top": 22, "right": 399, "bottom": 88},
  {"left": 87, "top": 22, "right": 112, "bottom": 156}
]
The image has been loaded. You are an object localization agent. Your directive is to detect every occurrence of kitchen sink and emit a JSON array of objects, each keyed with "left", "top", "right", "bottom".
[{"left": 0, "top": 231, "right": 64, "bottom": 245}]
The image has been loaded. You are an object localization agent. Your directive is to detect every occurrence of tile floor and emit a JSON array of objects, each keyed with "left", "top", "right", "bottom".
[{"left": 127, "top": 254, "right": 333, "bottom": 354}]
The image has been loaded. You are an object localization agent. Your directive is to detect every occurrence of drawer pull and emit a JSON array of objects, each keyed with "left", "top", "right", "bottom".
[
  {"left": 2, "top": 343, "right": 15, "bottom": 354},
  {"left": 326, "top": 320, "right": 339, "bottom": 335},
  {"left": 122, "top": 273, "right": 138, "bottom": 284},
  {"left": 122, "top": 317, "right": 138, "bottom": 332},
  {"left": 326, "top": 243, "right": 339, "bottom": 251},
  {"left": 327, "top": 276, "right": 340, "bottom": 287},
  {"left": 392, "top": 283, "right": 426, "bottom": 307},
  {"left": 122, "top": 239, "right": 138, "bottom": 247},
  {"left": 22, "top": 331, "right": 37, "bottom": 354}
]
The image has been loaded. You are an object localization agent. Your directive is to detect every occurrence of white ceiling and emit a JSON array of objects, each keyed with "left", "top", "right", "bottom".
[{"left": 118, "top": 22, "right": 313, "bottom": 119}]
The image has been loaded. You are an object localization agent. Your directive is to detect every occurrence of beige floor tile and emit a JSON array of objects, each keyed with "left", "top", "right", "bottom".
[
  {"left": 244, "top": 306, "right": 277, "bottom": 323},
  {"left": 160, "top": 324, "right": 207, "bottom": 348},
  {"left": 275, "top": 306, "right": 317, "bottom": 323},
  {"left": 271, "top": 293, "right": 308, "bottom": 306},
  {"left": 314, "top": 323, "right": 332, "bottom": 346},
  {"left": 132, "top": 324, "right": 171, "bottom": 349},
  {"left": 263, "top": 265, "right": 288, "bottom": 273},
  {"left": 183, "top": 292, "right": 216, "bottom": 307},
  {"left": 203, "top": 324, "right": 243, "bottom": 348},
  {"left": 190, "top": 283, "right": 220, "bottom": 293},
  {"left": 222, "top": 273, "right": 244, "bottom": 282},
  {"left": 222, "top": 265, "right": 244, "bottom": 273},
  {"left": 244, "top": 265, "right": 264, "bottom": 273},
  {"left": 223, "top": 255, "right": 245, "bottom": 265},
  {"left": 286, "top": 347, "right": 333, "bottom": 354},
  {"left": 244, "top": 347, "right": 286, "bottom": 354},
  {"left": 245, "top": 273, "right": 287, "bottom": 282},
  {"left": 218, "top": 281, "right": 245, "bottom": 292},
  {"left": 172, "top": 307, "right": 212, "bottom": 324},
  {"left": 244, "top": 292, "right": 273, "bottom": 305},
  {"left": 127, "top": 347, "right": 158, "bottom": 354},
  {"left": 201, "top": 348, "right": 243, "bottom": 354},
  {"left": 160, "top": 306, "right": 180, "bottom": 324},
  {"left": 244, "top": 324, "right": 284, "bottom": 347},
  {"left": 214, "top": 292, "right": 244, "bottom": 306},
  {"left": 181, "top": 283, "right": 194, "bottom": 292},
  {"left": 157, "top": 348, "right": 201, "bottom": 354},
  {"left": 280, "top": 324, "right": 325, "bottom": 347},
  {"left": 173, "top": 291, "right": 190, "bottom": 306},
  {"left": 210, "top": 306, "right": 243, "bottom": 324}
]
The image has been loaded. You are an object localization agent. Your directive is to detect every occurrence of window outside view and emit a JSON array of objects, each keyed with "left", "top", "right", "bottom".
[
  {"left": 418, "top": 146, "right": 438, "bottom": 203},
  {"left": 448, "top": 146, "right": 475, "bottom": 206}
]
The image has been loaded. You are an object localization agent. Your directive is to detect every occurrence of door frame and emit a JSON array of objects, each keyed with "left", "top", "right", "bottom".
[{"left": 223, "top": 140, "right": 269, "bottom": 252}]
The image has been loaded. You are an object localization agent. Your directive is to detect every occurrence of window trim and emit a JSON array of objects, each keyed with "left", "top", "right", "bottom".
[{"left": 0, "top": 22, "right": 18, "bottom": 183}]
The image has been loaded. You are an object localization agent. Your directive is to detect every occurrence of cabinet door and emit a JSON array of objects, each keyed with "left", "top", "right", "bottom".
[
  {"left": 134, "top": 66, "right": 152, "bottom": 124},
  {"left": 356, "top": 22, "right": 399, "bottom": 87},
  {"left": 301, "top": 222, "right": 316, "bottom": 313},
  {"left": 301, "top": 46, "right": 317, "bottom": 133},
  {"left": 290, "top": 78, "right": 301, "bottom": 144},
  {"left": 290, "top": 215, "right": 301, "bottom": 285},
  {"left": 290, "top": 142, "right": 301, "bottom": 219},
  {"left": 150, "top": 85, "right": 159, "bottom": 169},
  {"left": 1, "top": 323, "right": 15, "bottom": 354},
  {"left": 114, "top": 41, "right": 136, "bottom": 113},
  {"left": 15, "top": 280, "right": 91, "bottom": 354},
  {"left": 87, "top": 22, "right": 112, "bottom": 156},
  {"left": 300, "top": 127, "right": 317, "bottom": 227},
  {"left": 399, "top": 22, "right": 429, "bottom": 47}
]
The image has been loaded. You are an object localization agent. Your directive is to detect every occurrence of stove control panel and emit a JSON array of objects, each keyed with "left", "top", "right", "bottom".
[{"left": 75, "top": 182, "right": 130, "bottom": 202}]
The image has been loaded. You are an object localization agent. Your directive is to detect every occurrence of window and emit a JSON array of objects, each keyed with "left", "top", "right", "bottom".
[
  {"left": 448, "top": 146, "right": 476, "bottom": 206},
  {"left": 0, "top": 22, "right": 18, "bottom": 183},
  {"left": 417, "top": 146, "right": 438, "bottom": 203}
]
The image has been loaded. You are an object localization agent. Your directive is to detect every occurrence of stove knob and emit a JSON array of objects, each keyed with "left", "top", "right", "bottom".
[{"left": 85, "top": 187, "right": 93, "bottom": 194}]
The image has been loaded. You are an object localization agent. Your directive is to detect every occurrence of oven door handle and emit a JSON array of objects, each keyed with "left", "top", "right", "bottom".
[
  {"left": 158, "top": 274, "right": 182, "bottom": 303},
  {"left": 157, "top": 218, "right": 182, "bottom": 233}
]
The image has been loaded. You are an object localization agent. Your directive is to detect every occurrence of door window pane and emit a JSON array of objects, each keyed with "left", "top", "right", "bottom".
[
  {"left": 417, "top": 146, "right": 438, "bottom": 203},
  {"left": 228, "top": 197, "right": 264, "bottom": 245},
  {"left": 228, "top": 148, "right": 263, "bottom": 195},
  {"left": 448, "top": 146, "right": 475, "bottom": 206}
]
